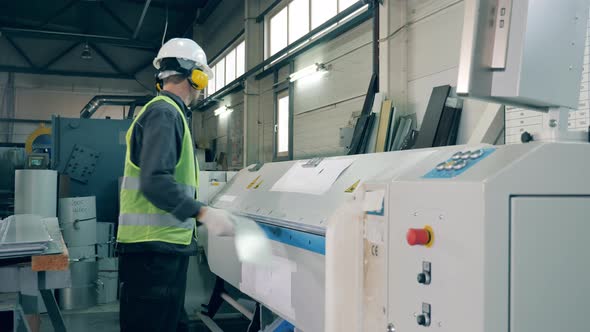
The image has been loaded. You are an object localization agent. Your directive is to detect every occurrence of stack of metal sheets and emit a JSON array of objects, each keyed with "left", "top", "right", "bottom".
[{"left": 0, "top": 214, "right": 53, "bottom": 258}]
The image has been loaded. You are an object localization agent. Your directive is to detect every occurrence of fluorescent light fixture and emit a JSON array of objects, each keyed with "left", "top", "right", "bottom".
[
  {"left": 214, "top": 105, "right": 233, "bottom": 117},
  {"left": 289, "top": 63, "right": 329, "bottom": 82}
]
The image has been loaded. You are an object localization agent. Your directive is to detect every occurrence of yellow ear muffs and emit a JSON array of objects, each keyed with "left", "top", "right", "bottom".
[
  {"left": 189, "top": 69, "right": 208, "bottom": 90},
  {"left": 156, "top": 81, "right": 163, "bottom": 92}
]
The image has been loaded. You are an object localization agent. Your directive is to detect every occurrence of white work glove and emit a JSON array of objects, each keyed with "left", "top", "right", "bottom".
[{"left": 199, "top": 207, "right": 235, "bottom": 237}]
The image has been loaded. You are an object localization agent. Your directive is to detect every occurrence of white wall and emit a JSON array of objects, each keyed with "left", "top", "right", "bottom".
[
  {"left": 388, "top": 0, "right": 488, "bottom": 144},
  {"left": 192, "top": 0, "right": 495, "bottom": 166},
  {"left": 292, "top": 21, "right": 372, "bottom": 158},
  {"left": 193, "top": 91, "right": 245, "bottom": 170},
  {"left": 264, "top": 0, "right": 486, "bottom": 161}
]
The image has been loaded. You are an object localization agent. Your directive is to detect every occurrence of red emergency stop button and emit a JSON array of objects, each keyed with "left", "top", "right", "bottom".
[{"left": 407, "top": 227, "right": 432, "bottom": 246}]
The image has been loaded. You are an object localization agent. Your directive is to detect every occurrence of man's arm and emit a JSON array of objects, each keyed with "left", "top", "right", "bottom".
[{"left": 137, "top": 105, "right": 203, "bottom": 220}]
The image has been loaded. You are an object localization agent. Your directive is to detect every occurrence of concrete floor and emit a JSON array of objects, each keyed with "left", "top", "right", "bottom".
[
  {"left": 40, "top": 311, "right": 119, "bottom": 332},
  {"left": 40, "top": 303, "right": 119, "bottom": 332},
  {"left": 39, "top": 302, "right": 251, "bottom": 332}
]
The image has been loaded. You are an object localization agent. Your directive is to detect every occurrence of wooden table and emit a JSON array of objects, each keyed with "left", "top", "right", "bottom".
[{"left": 0, "top": 219, "right": 70, "bottom": 332}]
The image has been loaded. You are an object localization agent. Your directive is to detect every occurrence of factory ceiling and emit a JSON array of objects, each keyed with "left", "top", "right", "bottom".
[{"left": 0, "top": 0, "right": 221, "bottom": 82}]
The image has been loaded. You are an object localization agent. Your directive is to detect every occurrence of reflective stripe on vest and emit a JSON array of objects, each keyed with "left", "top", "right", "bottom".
[
  {"left": 120, "top": 176, "right": 195, "bottom": 197},
  {"left": 117, "top": 95, "right": 199, "bottom": 246}
]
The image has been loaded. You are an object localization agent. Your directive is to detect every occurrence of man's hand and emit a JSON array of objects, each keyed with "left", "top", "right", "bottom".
[{"left": 198, "top": 207, "right": 235, "bottom": 237}]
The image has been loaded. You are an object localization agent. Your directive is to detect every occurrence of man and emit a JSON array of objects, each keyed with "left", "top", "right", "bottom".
[{"left": 117, "top": 38, "right": 234, "bottom": 332}]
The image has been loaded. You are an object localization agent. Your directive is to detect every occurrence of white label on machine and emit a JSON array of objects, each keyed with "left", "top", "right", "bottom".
[
  {"left": 270, "top": 158, "right": 354, "bottom": 195},
  {"left": 240, "top": 255, "right": 297, "bottom": 319},
  {"left": 362, "top": 190, "right": 385, "bottom": 212},
  {"left": 218, "top": 195, "right": 237, "bottom": 202},
  {"left": 365, "top": 216, "right": 385, "bottom": 245}
]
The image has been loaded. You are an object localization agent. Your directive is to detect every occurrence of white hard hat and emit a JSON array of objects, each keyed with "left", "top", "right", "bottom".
[{"left": 153, "top": 38, "right": 214, "bottom": 78}]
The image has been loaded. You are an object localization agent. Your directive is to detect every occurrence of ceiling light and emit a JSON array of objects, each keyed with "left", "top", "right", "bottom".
[
  {"left": 289, "top": 63, "right": 329, "bottom": 82},
  {"left": 214, "top": 106, "right": 233, "bottom": 117},
  {"left": 81, "top": 43, "right": 92, "bottom": 60}
]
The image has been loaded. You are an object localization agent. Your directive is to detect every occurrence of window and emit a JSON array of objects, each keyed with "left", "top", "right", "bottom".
[
  {"left": 339, "top": 0, "right": 357, "bottom": 12},
  {"left": 289, "top": 0, "right": 309, "bottom": 43},
  {"left": 206, "top": 40, "right": 246, "bottom": 97},
  {"left": 208, "top": 67, "right": 217, "bottom": 94},
  {"left": 215, "top": 58, "right": 225, "bottom": 93},
  {"left": 225, "top": 49, "right": 236, "bottom": 83},
  {"left": 267, "top": 0, "right": 367, "bottom": 59},
  {"left": 236, "top": 41, "right": 245, "bottom": 77},
  {"left": 276, "top": 91, "right": 290, "bottom": 158},
  {"left": 311, "top": 0, "right": 337, "bottom": 29},
  {"left": 270, "top": 7, "right": 288, "bottom": 56}
]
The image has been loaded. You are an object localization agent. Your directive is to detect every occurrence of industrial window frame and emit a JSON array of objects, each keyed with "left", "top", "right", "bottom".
[
  {"left": 274, "top": 89, "right": 291, "bottom": 161},
  {"left": 207, "top": 38, "right": 246, "bottom": 97},
  {"left": 265, "top": 0, "right": 363, "bottom": 61}
]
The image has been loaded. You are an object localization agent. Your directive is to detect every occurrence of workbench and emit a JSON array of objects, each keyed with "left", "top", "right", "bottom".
[{"left": 0, "top": 218, "right": 71, "bottom": 332}]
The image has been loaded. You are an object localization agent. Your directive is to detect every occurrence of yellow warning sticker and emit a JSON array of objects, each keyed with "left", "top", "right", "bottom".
[
  {"left": 247, "top": 176, "right": 261, "bottom": 189},
  {"left": 253, "top": 180, "right": 263, "bottom": 189},
  {"left": 344, "top": 179, "right": 360, "bottom": 193},
  {"left": 211, "top": 182, "right": 220, "bottom": 186}
]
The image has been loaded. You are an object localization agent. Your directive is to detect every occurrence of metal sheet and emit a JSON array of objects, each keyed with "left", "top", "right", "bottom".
[
  {"left": 14, "top": 170, "right": 57, "bottom": 218},
  {"left": 0, "top": 215, "right": 51, "bottom": 246}
]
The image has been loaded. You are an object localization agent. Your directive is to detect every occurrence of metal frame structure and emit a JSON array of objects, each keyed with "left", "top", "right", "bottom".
[
  {"left": 0, "top": 0, "right": 220, "bottom": 80},
  {"left": 0, "top": 27, "right": 155, "bottom": 79}
]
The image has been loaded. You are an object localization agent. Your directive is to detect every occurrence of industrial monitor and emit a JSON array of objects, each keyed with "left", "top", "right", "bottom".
[
  {"left": 26, "top": 153, "right": 50, "bottom": 169},
  {"left": 457, "top": 0, "right": 588, "bottom": 110}
]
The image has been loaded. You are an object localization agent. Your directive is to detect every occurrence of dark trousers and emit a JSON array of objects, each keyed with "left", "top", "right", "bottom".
[{"left": 119, "top": 253, "right": 190, "bottom": 332}]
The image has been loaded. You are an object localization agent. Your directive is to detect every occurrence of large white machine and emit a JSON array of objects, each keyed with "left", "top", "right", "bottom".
[{"left": 204, "top": 1, "right": 590, "bottom": 331}]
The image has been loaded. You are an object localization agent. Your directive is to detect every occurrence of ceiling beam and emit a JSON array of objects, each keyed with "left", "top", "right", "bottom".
[
  {"left": 42, "top": 42, "right": 81, "bottom": 69},
  {"left": 0, "top": 66, "right": 135, "bottom": 79},
  {"left": 4, "top": 35, "right": 36, "bottom": 68},
  {"left": 37, "top": 0, "right": 80, "bottom": 29},
  {"left": 100, "top": 2, "right": 135, "bottom": 36},
  {"left": 0, "top": 27, "right": 159, "bottom": 51},
  {"left": 89, "top": 43, "right": 127, "bottom": 76},
  {"left": 196, "top": 0, "right": 222, "bottom": 24},
  {"left": 120, "top": 0, "right": 199, "bottom": 12},
  {"left": 133, "top": 0, "right": 152, "bottom": 39},
  {"left": 132, "top": 58, "right": 155, "bottom": 75}
]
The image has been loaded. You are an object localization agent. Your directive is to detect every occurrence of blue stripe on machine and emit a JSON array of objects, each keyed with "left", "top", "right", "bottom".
[{"left": 257, "top": 222, "right": 326, "bottom": 255}]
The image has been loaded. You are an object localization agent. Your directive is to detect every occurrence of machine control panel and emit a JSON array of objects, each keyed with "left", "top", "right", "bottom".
[
  {"left": 423, "top": 148, "right": 495, "bottom": 179},
  {"left": 407, "top": 225, "right": 434, "bottom": 248},
  {"left": 406, "top": 227, "right": 433, "bottom": 247},
  {"left": 417, "top": 261, "right": 432, "bottom": 285},
  {"left": 416, "top": 303, "right": 431, "bottom": 327}
]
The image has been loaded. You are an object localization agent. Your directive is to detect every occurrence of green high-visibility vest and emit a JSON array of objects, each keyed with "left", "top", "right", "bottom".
[{"left": 117, "top": 95, "right": 199, "bottom": 245}]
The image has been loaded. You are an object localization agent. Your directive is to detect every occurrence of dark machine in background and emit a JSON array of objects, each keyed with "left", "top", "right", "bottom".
[
  {"left": 0, "top": 147, "right": 25, "bottom": 218},
  {"left": 51, "top": 116, "right": 131, "bottom": 223}
]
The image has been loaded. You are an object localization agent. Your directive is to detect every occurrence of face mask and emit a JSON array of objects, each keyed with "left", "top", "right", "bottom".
[{"left": 188, "top": 89, "right": 201, "bottom": 107}]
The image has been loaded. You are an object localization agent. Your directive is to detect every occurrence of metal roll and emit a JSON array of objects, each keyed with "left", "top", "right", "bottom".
[{"left": 57, "top": 261, "right": 98, "bottom": 310}]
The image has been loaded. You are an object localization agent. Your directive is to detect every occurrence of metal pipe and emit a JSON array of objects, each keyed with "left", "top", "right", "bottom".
[
  {"left": 0, "top": 118, "right": 51, "bottom": 124},
  {"left": 0, "top": 27, "right": 159, "bottom": 50},
  {"left": 133, "top": 0, "right": 152, "bottom": 39},
  {"left": 80, "top": 95, "right": 153, "bottom": 118},
  {"left": 0, "top": 65, "right": 133, "bottom": 80},
  {"left": 220, "top": 293, "right": 254, "bottom": 321}
]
